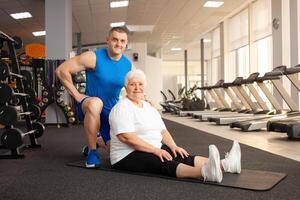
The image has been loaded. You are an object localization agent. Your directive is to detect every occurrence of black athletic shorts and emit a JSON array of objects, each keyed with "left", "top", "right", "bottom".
[{"left": 111, "top": 144, "right": 195, "bottom": 177}]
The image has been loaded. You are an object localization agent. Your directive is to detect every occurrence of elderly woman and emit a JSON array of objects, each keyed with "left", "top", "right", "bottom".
[{"left": 109, "top": 69, "right": 241, "bottom": 182}]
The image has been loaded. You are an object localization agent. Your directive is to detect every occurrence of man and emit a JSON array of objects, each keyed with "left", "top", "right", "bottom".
[{"left": 56, "top": 27, "right": 132, "bottom": 168}]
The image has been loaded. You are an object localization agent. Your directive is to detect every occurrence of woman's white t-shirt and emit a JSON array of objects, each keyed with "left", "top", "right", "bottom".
[{"left": 109, "top": 97, "right": 166, "bottom": 165}]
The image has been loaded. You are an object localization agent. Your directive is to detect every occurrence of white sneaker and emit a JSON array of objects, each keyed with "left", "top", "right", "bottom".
[
  {"left": 201, "top": 145, "right": 223, "bottom": 183},
  {"left": 222, "top": 140, "right": 241, "bottom": 173}
]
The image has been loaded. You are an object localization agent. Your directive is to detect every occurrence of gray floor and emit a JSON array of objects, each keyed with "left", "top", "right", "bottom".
[{"left": 162, "top": 113, "right": 300, "bottom": 162}]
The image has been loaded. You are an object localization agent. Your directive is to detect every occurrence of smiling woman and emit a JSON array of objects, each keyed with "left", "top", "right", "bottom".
[{"left": 108, "top": 69, "right": 242, "bottom": 183}]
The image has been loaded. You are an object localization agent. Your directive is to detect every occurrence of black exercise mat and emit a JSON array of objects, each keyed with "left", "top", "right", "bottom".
[{"left": 67, "top": 160, "right": 286, "bottom": 191}]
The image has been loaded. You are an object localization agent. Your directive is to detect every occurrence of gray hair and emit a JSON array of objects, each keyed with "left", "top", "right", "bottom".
[{"left": 125, "top": 69, "right": 147, "bottom": 87}]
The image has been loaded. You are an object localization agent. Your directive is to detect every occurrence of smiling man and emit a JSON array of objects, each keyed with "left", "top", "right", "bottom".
[{"left": 56, "top": 27, "right": 132, "bottom": 168}]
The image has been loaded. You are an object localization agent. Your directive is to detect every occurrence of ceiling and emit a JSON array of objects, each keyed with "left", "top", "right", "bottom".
[{"left": 0, "top": 0, "right": 248, "bottom": 60}]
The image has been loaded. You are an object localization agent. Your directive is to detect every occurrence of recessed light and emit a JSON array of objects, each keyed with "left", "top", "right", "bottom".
[
  {"left": 110, "top": 1, "right": 129, "bottom": 8},
  {"left": 171, "top": 48, "right": 182, "bottom": 51},
  {"left": 32, "top": 31, "right": 46, "bottom": 36},
  {"left": 110, "top": 22, "right": 126, "bottom": 27},
  {"left": 10, "top": 12, "right": 32, "bottom": 19},
  {"left": 203, "top": 39, "right": 211, "bottom": 43},
  {"left": 126, "top": 25, "right": 154, "bottom": 32},
  {"left": 203, "top": 1, "right": 224, "bottom": 8}
]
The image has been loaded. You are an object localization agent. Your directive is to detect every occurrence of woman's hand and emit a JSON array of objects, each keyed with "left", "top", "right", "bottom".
[
  {"left": 169, "top": 145, "right": 189, "bottom": 158},
  {"left": 153, "top": 148, "right": 173, "bottom": 162}
]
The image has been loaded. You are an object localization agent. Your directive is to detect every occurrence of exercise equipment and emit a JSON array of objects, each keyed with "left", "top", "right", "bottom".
[
  {"left": 230, "top": 66, "right": 299, "bottom": 131},
  {"left": 73, "top": 73, "right": 85, "bottom": 83},
  {"left": 0, "top": 104, "right": 41, "bottom": 127},
  {"left": 0, "top": 105, "right": 18, "bottom": 127},
  {"left": 0, "top": 60, "right": 25, "bottom": 81},
  {"left": 0, "top": 31, "right": 43, "bottom": 159},
  {"left": 1, "top": 122, "right": 45, "bottom": 149},
  {"left": 11, "top": 36, "right": 23, "bottom": 49},
  {"left": 20, "top": 70, "right": 33, "bottom": 88},
  {"left": 0, "top": 83, "right": 29, "bottom": 104}
]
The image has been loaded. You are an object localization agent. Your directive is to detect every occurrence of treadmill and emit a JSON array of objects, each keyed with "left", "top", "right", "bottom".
[
  {"left": 197, "top": 74, "right": 268, "bottom": 121},
  {"left": 178, "top": 80, "right": 232, "bottom": 117},
  {"left": 230, "top": 66, "right": 299, "bottom": 131},
  {"left": 266, "top": 65, "right": 300, "bottom": 139},
  {"left": 208, "top": 72, "right": 273, "bottom": 125},
  {"left": 190, "top": 77, "right": 253, "bottom": 120}
]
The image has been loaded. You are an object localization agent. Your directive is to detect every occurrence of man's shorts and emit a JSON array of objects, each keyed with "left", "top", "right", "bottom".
[{"left": 76, "top": 97, "right": 111, "bottom": 144}]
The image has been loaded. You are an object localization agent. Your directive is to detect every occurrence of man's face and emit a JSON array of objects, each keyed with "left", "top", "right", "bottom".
[{"left": 106, "top": 31, "right": 128, "bottom": 56}]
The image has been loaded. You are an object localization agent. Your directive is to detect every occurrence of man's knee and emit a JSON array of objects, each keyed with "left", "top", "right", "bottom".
[{"left": 83, "top": 97, "right": 103, "bottom": 114}]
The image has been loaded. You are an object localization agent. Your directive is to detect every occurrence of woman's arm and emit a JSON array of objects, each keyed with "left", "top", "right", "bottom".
[
  {"left": 117, "top": 133, "right": 172, "bottom": 162},
  {"left": 161, "top": 129, "right": 189, "bottom": 158}
]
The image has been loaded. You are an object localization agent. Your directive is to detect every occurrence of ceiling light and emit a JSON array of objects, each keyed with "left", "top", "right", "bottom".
[
  {"left": 203, "top": 39, "right": 211, "bottom": 43},
  {"left": 32, "top": 31, "right": 46, "bottom": 36},
  {"left": 110, "top": 22, "right": 126, "bottom": 27},
  {"left": 110, "top": 1, "right": 129, "bottom": 8},
  {"left": 171, "top": 48, "right": 182, "bottom": 51},
  {"left": 10, "top": 12, "right": 32, "bottom": 19},
  {"left": 203, "top": 1, "right": 224, "bottom": 8},
  {"left": 126, "top": 25, "right": 154, "bottom": 32}
]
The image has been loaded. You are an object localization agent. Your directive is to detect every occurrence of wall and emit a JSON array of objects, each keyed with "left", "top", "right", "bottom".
[
  {"left": 125, "top": 42, "right": 163, "bottom": 109},
  {"left": 145, "top": 55, "right": 163, "bottom": 108},
  {"left": 161, "top": 61, "right": 202, "bottom": 100}
]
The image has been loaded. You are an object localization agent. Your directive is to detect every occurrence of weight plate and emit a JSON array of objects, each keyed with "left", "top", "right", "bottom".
[
  {"left": 24, "top": 87, "right": 37, "bottom": 103},
  {"left": 0, "top": 61, "right": 10, "bottom": 81},
  {"left": 32, "top": 122, "right": 45, "bottom": 138},
  {"left": 20, "top": 70, "right": 33, "bottom": 87},
  {"left": 0, "top": 83, "right": 13, "bottom": 103},
  {"left": 28, "top": 104, "right": 41, "bottom": 120},
  {"left": 1, "top": 128, "right": 23, "bottom": 149},
  {"left": 0, "top": 105, "right": 18, "bottom": 126}
]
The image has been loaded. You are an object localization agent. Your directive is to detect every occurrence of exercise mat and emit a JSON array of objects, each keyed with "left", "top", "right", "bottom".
[{"left": 67, "top": 161, "right": 286, "bottom": 191}]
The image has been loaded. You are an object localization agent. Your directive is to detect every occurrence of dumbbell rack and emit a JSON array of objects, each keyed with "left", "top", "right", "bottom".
[
  {"left": 0, "top": 31, "right": 41, "bottom": 159},
  {"left": 33, "top": 59, "right": 76, "bottom": 126}
]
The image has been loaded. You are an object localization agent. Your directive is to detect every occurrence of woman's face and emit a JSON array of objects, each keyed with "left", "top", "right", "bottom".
[{"left": 126, "top": 78, "right": 145, "bottom": 102}]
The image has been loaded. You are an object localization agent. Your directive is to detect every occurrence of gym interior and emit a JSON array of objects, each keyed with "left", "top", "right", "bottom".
[{"left": 1, "top": 0, "right": 300, "bottom": 199}]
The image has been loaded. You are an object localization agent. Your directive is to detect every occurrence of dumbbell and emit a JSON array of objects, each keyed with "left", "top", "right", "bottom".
[
  {"left": 42, "top": 91, "right": 48, "bottom": 96},
  {"left": 1, "top": 122, "right": 45, "bottom": 149},
  {"left": 67, "top": 111, "right": 74, "bottom": 117},
  {"left": 59, "top": 86, "right": 65, "bottom": 91},
  {"left": 28, "top": 104, "right": 41, "bottom": 120},
  {"left": 0, "top": 60, "right": 25, "bottom": 81},
  {"left": 56, "top": 91, "right": 63, "bottom": 96},
  {"left": 78, "top": 86, "right": 86, "bottom": 94},
  {"left": 0, "top": 83, "right": 29, "bottom": 104},
  {"left": 64, "top": 106, "right": 71, "bottom": 112},
  {"left": 73, "top": 73, "right": 86, "bottom": 83},
  {"left": 0, "top": 105, "right": 39, "bottom": 128},
  {"left": 68, "top": 117, "right": 76, "bottom": 123},
  {"left": 42, "top": 98, "right": 49, "bottom": 103}
]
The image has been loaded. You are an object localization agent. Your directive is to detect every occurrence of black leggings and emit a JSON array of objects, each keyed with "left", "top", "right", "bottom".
[{"left": 112, "top": 144, "right": 195, "bottom": 177}]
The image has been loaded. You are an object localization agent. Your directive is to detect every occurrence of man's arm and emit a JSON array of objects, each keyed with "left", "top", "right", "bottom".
[{"left": 55, "top": 51, "right": 96, "bottom": 102}]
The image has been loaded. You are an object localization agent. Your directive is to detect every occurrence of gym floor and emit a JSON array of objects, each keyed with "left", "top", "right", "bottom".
[
  {"left": 0, "top": 118, "right": 300, "bottom": 200},
  {"left": 162, "top": 113, "right": 300, "bottom": 162}
]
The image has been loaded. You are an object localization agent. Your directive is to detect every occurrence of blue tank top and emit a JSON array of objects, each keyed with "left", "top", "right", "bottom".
[{"left": 85, "top": 48, "right": 131, "bottom": 111}]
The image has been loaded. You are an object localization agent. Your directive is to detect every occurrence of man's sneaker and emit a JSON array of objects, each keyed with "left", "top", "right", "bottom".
[
  {"left": 86, "top": 150, "right": 101, "bottom": 168},
  {"left": 201, "top": 145, "right": 223, "bottom": 183},
  {"left": 82, "top": 133, "right": 105, "bottom": 157},
  {"left": 221, "top": 140, "right": 241, "bottom": 173},
  {"left": 82, "top": 144, "right": 99, "bottom": 157}
]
